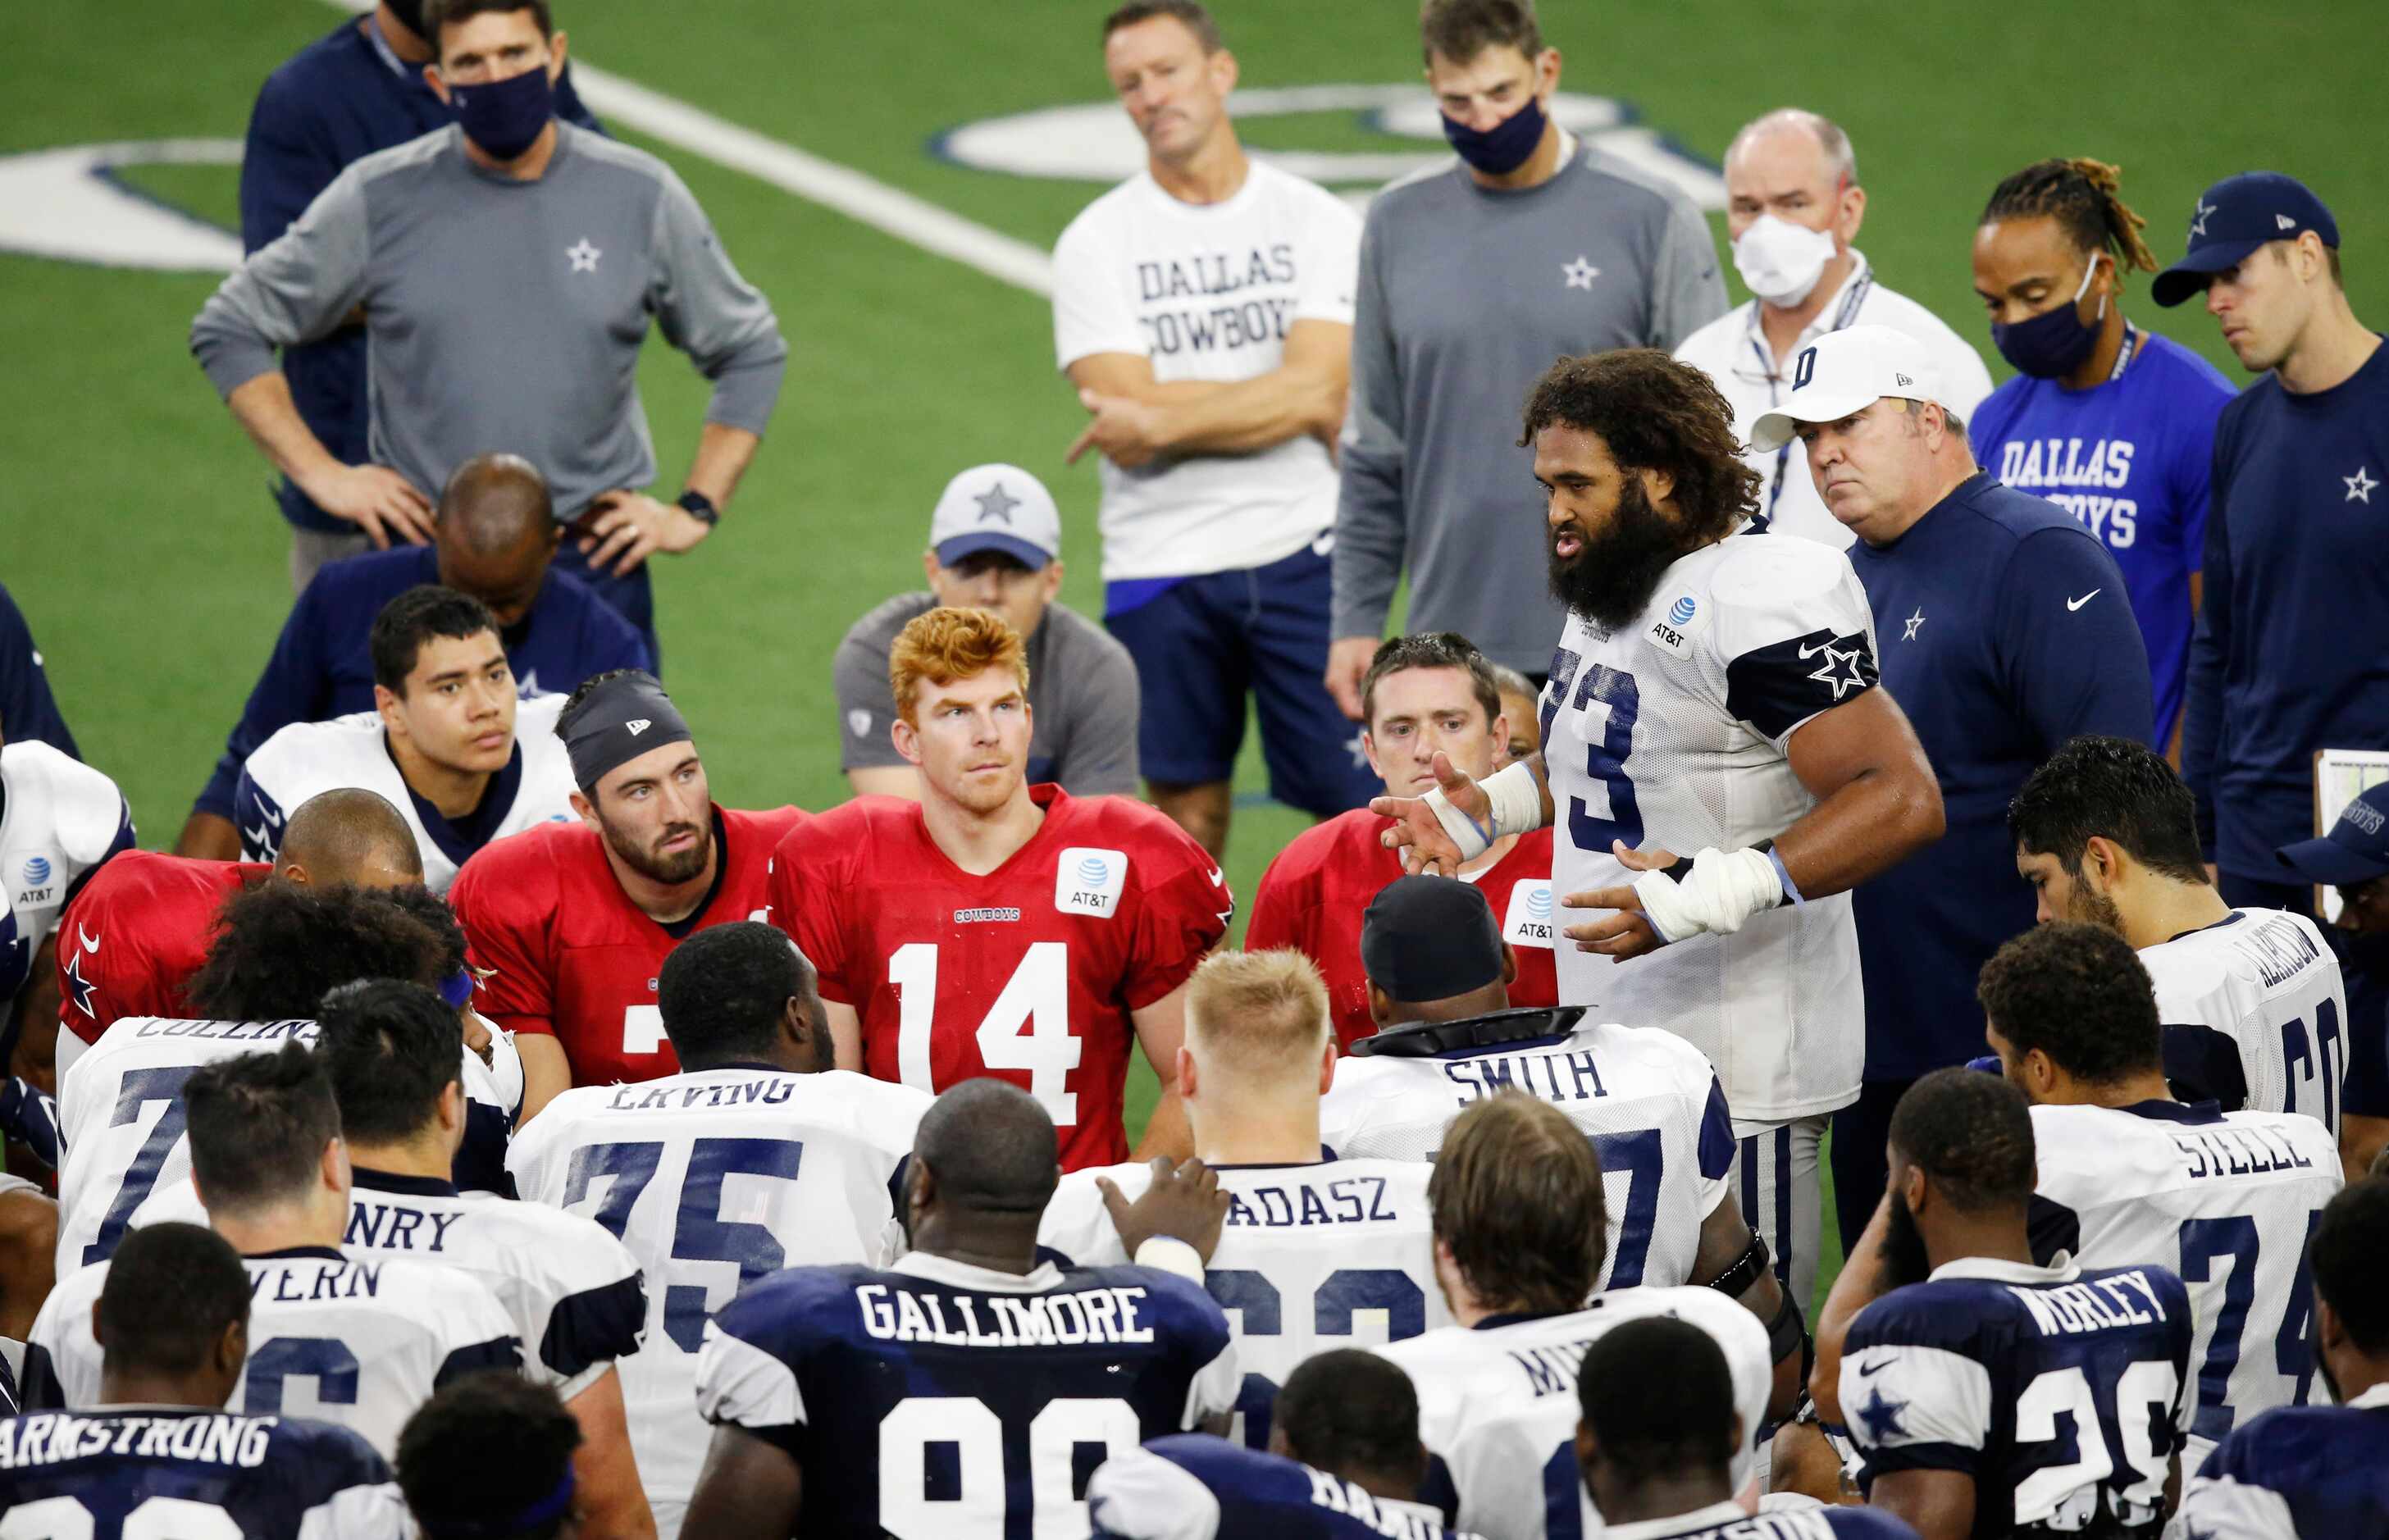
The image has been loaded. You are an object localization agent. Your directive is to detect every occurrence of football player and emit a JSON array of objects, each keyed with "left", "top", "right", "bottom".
[
  {"left": 684, "top": 1078, "right": 1240, "bottom": 1538},
  {"left": 27, "top": 1047, "right": 521, "bottom": 1456},
  {"left": 1087, "top": 1350, "right": 1484, "bottom": 1538},
  {"left": 506, "top": 922, "right": 928, "bottom": 1539},
  {"left": 2173, "top": 1178, "right": 2389, "bottom": 1536},
  {"left": 1372, "top": 348, "right": 1944, "bottom": 1316},
  {"left": 770, "top": 606, "right": 1230, "bottom": 1168},
  {"left": 1974, "top": 923, "right": 2340, "bottom": 1474},
  {"left": 1321, "top": 877, "right": 1798, "bottom": 1372},
  {"left": 1246, "top": 633, "right": 1556, "bottom": 1050},
  {"left": 1573, "top": 1317, "right": 1917, "bottom": 1539},
  {"left": 1374, "top": 1094, "right": 1780, "bottom": 1538},
  {"left": 0, "top": 716, "right": 132, "bottom": 1086},
  {"left": 2013, "top": 736, "right": 2348, "bottom": 1153},
  {"left": 451, "top": 668, "right": 805, "bottom": 1118},
  {"left": 0, "top": 1223, "right": 408, "bottom": 1538},
  {"left": 1040, "top": 949, "right": 1445, "bottom": 1446},
  {"left": 52, "top": 786, "right": 421, "bottom": 1060},
  {"left": 1817, "top": 1070, "right": 2192, "bottom": 1538},
  {"left": 234, "top": 586, "right": 576, "bottom": 893},
  {"left": 398, "top": 1374, "right": 587, "bottom": 1540}
]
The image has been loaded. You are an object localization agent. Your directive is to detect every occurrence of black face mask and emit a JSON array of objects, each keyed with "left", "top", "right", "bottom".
[
  {"left": 1547, "top": 474, "right": 1696, "bottom": 634},
  {"left": 1878, "top": 1187, "right": 1935, "bottom": 1292}
]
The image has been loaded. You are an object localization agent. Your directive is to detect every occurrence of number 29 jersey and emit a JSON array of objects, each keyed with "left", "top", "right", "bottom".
[
  {"left": 1543, "top": 531, "right": 1878, "bottom": 1123},
  {"left": 770, "top": 785, "right": 1230, "bottom": 1169}
]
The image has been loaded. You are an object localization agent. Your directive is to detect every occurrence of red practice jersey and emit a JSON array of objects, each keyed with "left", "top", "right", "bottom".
[
  {"left": 56, "top": 851, "right": 268, "bottom": 1044},
  {"left": 769, "top": 786, "right": 1229, "bottom": 1170},
  {"left": 450, "top": 805, "right": 807, "bottom": 1089},
  {"left": 1244, "top": 810, "right": 1558, "bottom": 1051}
]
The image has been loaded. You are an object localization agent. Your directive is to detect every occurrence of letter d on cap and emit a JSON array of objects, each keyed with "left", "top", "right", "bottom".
[{"left": 1793, "top": 347, "right": 1817, "bottom": 389}]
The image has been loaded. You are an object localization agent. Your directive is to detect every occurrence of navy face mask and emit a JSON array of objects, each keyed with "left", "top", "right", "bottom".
[
  {"left": 1442, "top": 90, "right": 1548, "bottom": 176},
  {"left": 449, "top": 62, "right": 555, "bottom": 162},
  {"left": 1991, "top": 258, "right": 2104, "bottom": 379}
]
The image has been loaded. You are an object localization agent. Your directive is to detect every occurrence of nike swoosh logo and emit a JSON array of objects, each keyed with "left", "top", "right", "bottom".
[
  {"left": 1797, "top": 637, "right": 1838, "bottom": 658},
  {"left": 77, "top": 926, "right": 99, "bottom": 955},
  {"left": 2067, "top": 590, "right": 2101, "bottom": 612},
  {"left": 1206, "top": 867, "right": 1224, "bottom": 887},
  {"left": 1858, "top": 1359, "right": 1890, "bottom": 1378}
]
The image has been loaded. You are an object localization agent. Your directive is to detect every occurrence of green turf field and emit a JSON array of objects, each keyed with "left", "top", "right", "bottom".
[{"left": 11, "top": 0, "right": 2387, "bottom": 1316}]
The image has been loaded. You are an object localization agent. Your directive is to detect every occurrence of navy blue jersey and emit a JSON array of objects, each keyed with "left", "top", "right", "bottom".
[
  {"left": 1548, "top": 1500, "right": 1917, "bottom": 1538},
  {"left": 194, "top": 545, "right": 649, "bottom": 822},
  {"left": 0, "top": 581, "right": 76, "bottom": 762},
  {"left": 1839, "top": 1258, "right": 2192, "bottom": 1537},
  {"left": 239, "top": 17, "right": 600, "bottom": 533},
  {"left": 2173, "top": 1386, "right": 2389, "bottom": 1538},
  {"left": 1846, "top": 473, "right": 2152, "bottom": 1078},
  {"left": 695, "top": 1252, "right": 1239, "bottom": 1537},
  {"left": 0, "top": 1408, "right": 406, "bottom": 1538},
  {"left": 1088, "top": 1433, "right": 1482, "bottom": 1538},
  {"left": 2184, "top": 339, "right": 2389, "bottom": 881},
  {"left": 1971, "top": 330, "right": 2234, "bottom": 746}
]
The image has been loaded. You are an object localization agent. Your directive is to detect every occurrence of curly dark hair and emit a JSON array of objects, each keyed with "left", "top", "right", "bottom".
[
  {"left": 1976, "top": 920, "right": 2162, "bottom": 1085},
  {"left": 399, "top": 1372, "right": 581, "bottom": 1540},
  {"left": 1519, "top": 350, "right": 1762, "bottom": 541},
  {"left": 2009, "top": 736, "right": 2209, "bottom": 884},
  {"left": 1889, "top": 1068, "right": 2037, "bottom": 1214},
  {"left": 189, "top": 883, "right": 445, "bottom": 1021}
]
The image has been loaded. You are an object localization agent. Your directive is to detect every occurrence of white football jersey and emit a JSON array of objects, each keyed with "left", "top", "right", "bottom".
[
  {"left": 231, "top": 695, "right": 577, "bottom": 893},
  {"left": 2031, "top": 1100, "right": 2342, "bottom": 1474},
  {"left": 1051, "top": 160, "right": 1360, "bottom": 581},
  {"left": 1543, "top": 533, "right": 1876, "bottom": 1123},
  {"left": 2141, "top": 909, "right": 2347, "bottom": 1136},
  {"left": 508, "top": 1066, "right": 930, "bottom": 1533},
  {"left": 1320, "top": 1018, "right": 1735, "bottom": 1294},
  {"left": 56, "top": 1017, "right": 515, "bottom": 1274},
  {"left": 1041, "top": 1155, "right": 1447, "bottom": 1446},
  {"left": 0, "top": 740, "right": 131, "bottom": 1011},
  {"left": 1379, "top": 1286, "right": 1773, "bottom": 1540},
  {"left": 25, "top": 1249, "right": 518, "bottom": 1456}
]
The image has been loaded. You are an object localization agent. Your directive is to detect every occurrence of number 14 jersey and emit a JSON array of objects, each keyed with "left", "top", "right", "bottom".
[
  {"left": 1543, "top": 531, "right": 1878, "bottom": 1123},
  {"left": 771, "top": 786, "right": 1230, "bottom": 1169}
]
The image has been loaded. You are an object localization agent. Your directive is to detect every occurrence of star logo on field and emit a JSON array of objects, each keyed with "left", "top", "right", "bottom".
[
  {"left": 2190, "top": 199, "right": 2217, "bottom": 239},
  {"left": 566, "top": 239, "right": 602, "bottom": 273},
  {"left": 1902, "top": 608, "right": 1926, "bottom": 641},
  {"left": 973, "top": 483, "right": 1020, "bottom": 523},
  {"left": 1562, "top": 255, "right": 1599, "bottom": 290},
  {"left": 2346, "top": 466, "right": 2378, "bottom": 503},
  {"left": 1855, "top": 1385, "right": 1911, "bottom": 1443},
  {"left": 1808, "top": 639, "right": 1869, "bottom": 699}
]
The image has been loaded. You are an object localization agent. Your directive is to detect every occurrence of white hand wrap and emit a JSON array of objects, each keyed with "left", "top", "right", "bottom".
[
  {"left": 1420, "top": 760, "right": 1544, "bottom": 864},
  {"left": 1630, "top": 847, "right": 1784, "bottom": 944}
]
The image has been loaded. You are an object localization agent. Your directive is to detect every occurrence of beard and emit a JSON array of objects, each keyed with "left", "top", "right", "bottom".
[
  {"left": 1547, "top": 476, "right": 1701, "bottom": 633},
  {"left": 1877, "top": 1187, "right": 1935, "bottom": 1293},
  {"left": 2068, "top": 881, "right": 2127, "bottom": 935},
  {"left": 600, "top": 810, "right": 712, "bottom": 886}
]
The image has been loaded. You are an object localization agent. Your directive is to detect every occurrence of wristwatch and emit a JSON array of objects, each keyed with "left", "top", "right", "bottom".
[{"left": 675, "top": 489, "right": 720, "bottom": 526}]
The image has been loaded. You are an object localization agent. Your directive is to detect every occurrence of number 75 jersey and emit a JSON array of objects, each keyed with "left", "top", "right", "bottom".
[
  {"left": 1543, "top": 531, "right": 1879, "bottom": 1123},
  {"left": 769, "top": 786, "right": 1231, "bottom": 1170}
]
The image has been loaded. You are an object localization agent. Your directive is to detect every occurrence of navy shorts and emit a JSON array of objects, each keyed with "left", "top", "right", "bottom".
[{"left": 1105, "top": 544, "right": 1379, "bottom": 818}]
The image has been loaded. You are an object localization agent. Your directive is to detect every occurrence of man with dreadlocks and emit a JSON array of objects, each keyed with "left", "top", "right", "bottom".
[{"left": 1970, "top": 157, "right": 2236, "bottom": 755}]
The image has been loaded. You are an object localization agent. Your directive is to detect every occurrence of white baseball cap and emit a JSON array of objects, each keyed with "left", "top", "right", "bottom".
[
  {"left": 1748, "top": 325, "right": 1944, "bottom": 453},
  {"left": 928, "top": 463, "right": 1062, "bottom": 570}
]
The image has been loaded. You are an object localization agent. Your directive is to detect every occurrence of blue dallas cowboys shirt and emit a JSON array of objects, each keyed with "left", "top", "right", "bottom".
[
  {"left": 1088, "top": 1434, "right": 1480, "bottom": 1539},
  {"left": 193, "top": 545, "right": 649, "bottom": 823},
  {"left": 2184, "top": 338, "right": 2389, "bottom": 885},
  {"left": 695, "top": 1251, "right": 1240, "bottom": 1537},
  {"left": 1838, "top": 1256, "right": 2192, "bottom": 1538},
  {"left": 1970, "top": 331, "right": 2234, "bottom": 747},
  {"left": 1847, "top": 473, "right": 2151, "bottom": 1079},
  {"left": 2172, "top": 1381, "right": 2389, "bottom": 1538},
  {"left": 239, "top": 16, "right": 598, "bottom": 535}
]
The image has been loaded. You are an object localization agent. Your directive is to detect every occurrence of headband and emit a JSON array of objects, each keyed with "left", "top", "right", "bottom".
[{"left": 562, "top": 672, "right": 692, "bottom": 792}]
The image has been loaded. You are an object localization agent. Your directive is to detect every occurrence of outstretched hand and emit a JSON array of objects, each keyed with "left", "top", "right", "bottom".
[
  {"left": 1559, "top": 839, "right": 1682, "bottom": 960},
  {"left": 1371, "top": 751, "right": 1484, "bottom": 877},
  {"left": 1100, "top": 1156, "right": 1229, "bottom": 1263}
]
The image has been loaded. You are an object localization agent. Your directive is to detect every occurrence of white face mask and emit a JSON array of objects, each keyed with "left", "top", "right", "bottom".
[{"left": 1732, "top": 214, "right": 1839, "bottom": 305}]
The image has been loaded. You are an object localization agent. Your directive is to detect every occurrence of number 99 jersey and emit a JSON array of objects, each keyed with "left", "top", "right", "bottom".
[
  {"left": 769, "top": 786, "right": 1230, "bottom": 1170},
  {"left": 1543, "top": 531, "right": 1877, "bottom": 1125}
]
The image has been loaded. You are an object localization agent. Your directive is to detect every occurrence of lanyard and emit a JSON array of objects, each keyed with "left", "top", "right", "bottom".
[
  {"left": 2108, "top": 323, "right": 2141, "bottom": 383},
  {"left": 1752, "top": 268, "right": 1875, "bottom": 517}
]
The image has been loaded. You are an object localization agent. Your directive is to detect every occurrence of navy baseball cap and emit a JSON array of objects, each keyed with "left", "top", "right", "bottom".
[
  {"left": 2275, "top": 781, "right": 2389, "bottom": 886},
  {"left": 2152, "top": 171, "right": 2340, "bottom": 308}
]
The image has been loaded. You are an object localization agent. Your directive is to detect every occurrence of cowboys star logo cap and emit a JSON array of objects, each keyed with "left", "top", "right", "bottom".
[
  {"left": 2275, "top": 780, "right": 2389, "bottom": 887},
  {"left": 927, "top": 462, "right": 1064, "bottom": 571},
  {"left": 2152, "top": 171, "right": 2341, "bottom": 308},
  {"left": 1748, "top": 325, "right": 1945, "bottom": 453}
]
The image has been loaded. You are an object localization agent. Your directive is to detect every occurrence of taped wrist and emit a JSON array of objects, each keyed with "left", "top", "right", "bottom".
[
  {"left": 1422, "top": 761, "right": 1543, "bottom": 863},
  {"left": 1630, "top": 846, "right": 1783, "bottom": 943}
]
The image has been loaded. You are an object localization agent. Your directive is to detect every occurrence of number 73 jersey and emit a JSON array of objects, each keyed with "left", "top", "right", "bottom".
[
  {"left": 770, "top": 786, "right": 1231, "bottom": 1170},
  {"left": 1543, "top": 531, "right": 1880, "bottom": 1123}
]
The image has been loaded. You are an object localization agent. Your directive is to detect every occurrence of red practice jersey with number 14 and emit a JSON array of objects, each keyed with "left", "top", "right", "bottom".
[
  {"left": 451, "top": 805, "right": 807, "bottom": 1087},
  {"left": 768, "top": 786, "right": 1229, "bottom": 1169}
]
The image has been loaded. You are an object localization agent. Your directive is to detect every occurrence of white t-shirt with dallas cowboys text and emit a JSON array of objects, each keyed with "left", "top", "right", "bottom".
[{"left": 1052, "top": 160, "right": 1361, "bottom": 581}]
